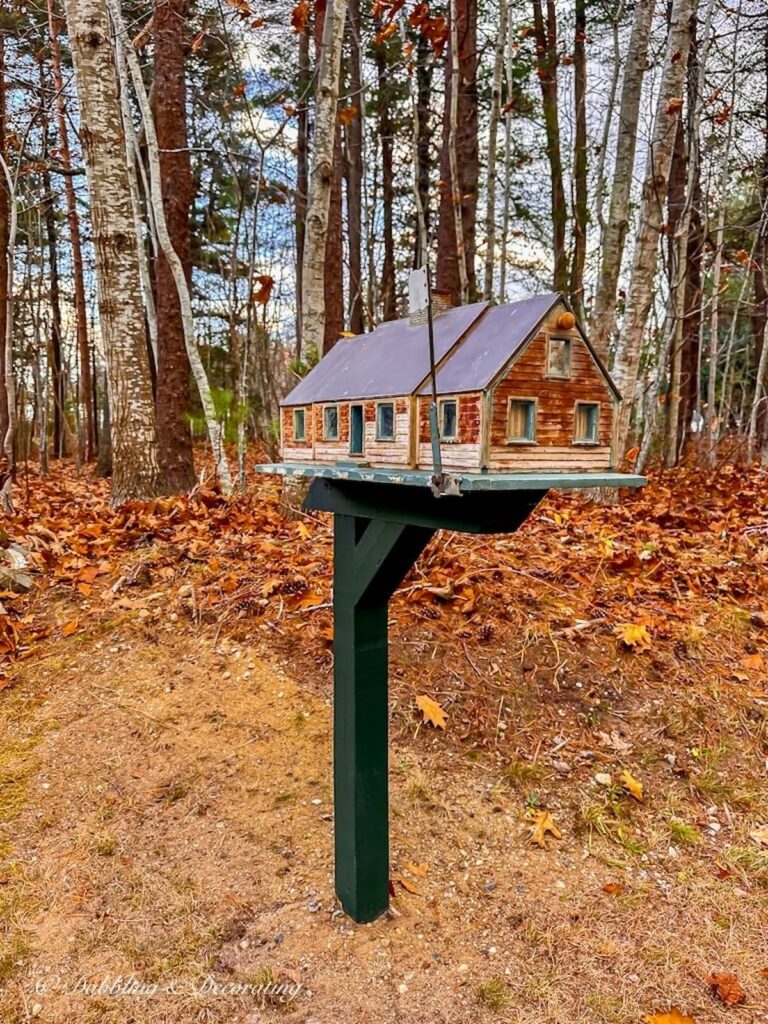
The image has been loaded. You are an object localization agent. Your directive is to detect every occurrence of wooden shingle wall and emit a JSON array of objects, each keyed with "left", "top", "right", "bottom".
[{"left": 488, "top": 316, "right": 614, "bottom": 471}]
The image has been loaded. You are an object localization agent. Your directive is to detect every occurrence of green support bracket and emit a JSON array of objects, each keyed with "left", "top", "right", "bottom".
[{"left": 304, "top": 478, "right": 549, "bottom": 923}]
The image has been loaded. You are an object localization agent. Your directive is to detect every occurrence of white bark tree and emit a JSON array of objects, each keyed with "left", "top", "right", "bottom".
[
  {"left": 483, "top": 0, "right": 508, "bottom": 301},
  {"left": 0, "top": 151, "right": 16, "bottom": 509},
  {"left": 302, "top": 0, "right": 347, "bottom": 357},
  {"left": 611, "top": 0, "right": 694, "bottom": 461},
  {"left": 62, "top": 0, "right": 162, "bottom": 505},
  {"left": 108, "top": 0, "right": 233, "bottom": 494},
  {"left": 590, "top": 0, "right": 654, "bottom": 362}
]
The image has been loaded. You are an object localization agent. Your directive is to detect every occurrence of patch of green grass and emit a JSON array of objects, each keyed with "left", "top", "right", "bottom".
[
  {"left": 0, "top": 739, "right": 36, "bottom": 825},
  {"left": 272, "top": 791, "right": 295, "bottom": 807},
  {"left": 666, "top": 817, "right": 701, "bottom": 846},
  {"left": 585, "top": 989, "right": 630, "bottom": 1023},
  {"left": 475, "top": 976, "right": 513, "bottom": 1011},
  {"left": 502, "top": 757, "right": 543, "bottom": 790},
  {"left": 160, "top": 778, "right": 192, "bottom": 805},
  {"left": 90, "top": 832, "right": 117, "bottom": 857},
  {"left": 725, "top": 845, "right": 768, "bottom": 886},
  {"left": 578, "top": 793, "right": 644, "bottom": 855}
]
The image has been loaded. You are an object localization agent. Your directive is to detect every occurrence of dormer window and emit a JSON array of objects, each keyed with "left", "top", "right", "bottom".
[{"left": 547, "top": 337, "right": 572, "bottom": 379}]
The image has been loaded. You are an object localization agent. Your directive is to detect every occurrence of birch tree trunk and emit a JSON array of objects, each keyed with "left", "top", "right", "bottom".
[
  {"left": 569, "top": 0, "right": 587, "bottom": 321},
  {"left": 0, "top": 29, "right": 9, "bottom": 445},
  {"left": 483, "top": 0, "right": 507, "bottom": 302},
  {"left": 302, "top": 0, "right": 347, "bottom": 358},
  {"left": 62, "top": 0, "right": 163, "bottom": 505},
  {"left": 612, "top": 0, "right": 694, "bottom": 461},
  {"left": 0, "top": 152, "right": 16, "bottom": 495},
  {"left": 666, "top": 0, "right": 716, "bottom": 466},
  {"left": 311, "top": 0, "right": 346, "bottom": 348},
  {"left": 374, "top": 22, "right": 397, "bottom": 321},
  {"left": 590, "top": 0, "right": 654, "bottom": 361},
  {"left": 47, "top": 0, "right": 95, "bottom": 461},
  {"left": 109, "top": 0, "right": 233, "bottom": 494},
  {"left": 295, "top": 21, "right": 310, "bottom": 357}
]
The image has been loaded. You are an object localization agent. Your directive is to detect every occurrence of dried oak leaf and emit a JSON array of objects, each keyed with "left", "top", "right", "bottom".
[
  {"left": 614, "top": 622, "right": 652, "bottom": 651},
  {"left": 620, "top": 768, "right": 644, "bottom": 802},
  {"left": 666, "top": 97, "right": 684, "bottom": 114},
  {"left": 61, "top": 618, "right": 79, "bottom": 636},
  {"left": 393, "top": 874, "right": 422, "bottom": 896},
  {"left": 252, "top": 275, "right": 274, "bottom": 304},
  {"left": 706, "top": 972, "right": 746, "bottom": 1006},
  {"left": 415, "top": 694, "right": 447, "bottom": 730},
  {"left": 339, "top": 105, "right": 359, "bottom": 125},
  {"left": 644, "top": 1011, "right": 695, "bottom": 1024},
  {"left": 528, "top": 810, "right": 562, "bottom": 849}
]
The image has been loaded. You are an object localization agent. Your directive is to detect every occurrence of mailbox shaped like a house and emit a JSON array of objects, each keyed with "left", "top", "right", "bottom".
[{"left": 281, "top": 292, "right": 620, "bottom": 474}]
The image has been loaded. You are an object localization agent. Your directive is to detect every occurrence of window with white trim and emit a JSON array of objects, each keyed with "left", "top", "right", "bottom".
[
  {"left": 507, "top": 399, "right": 536, "bottom": 443},
  {"left": 323, "top": 405, "right": 339, "bottom": 440},
  {"left": 376, "top": 402, "right": 395, "bottom": 441},
  {"left": 293, "top": 408, "right": 306, "bottom": 441},
  {"left": 439, "top": 399, "right": 458, "bottom": 440}
]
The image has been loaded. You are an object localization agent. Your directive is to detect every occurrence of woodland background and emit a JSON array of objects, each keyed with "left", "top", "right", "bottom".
[
  {"left": 2, "top": 4, "right": 768, "bottom": 1021},
  {"left": 1, "top": 0, "right": 768, "bottom": 505}
]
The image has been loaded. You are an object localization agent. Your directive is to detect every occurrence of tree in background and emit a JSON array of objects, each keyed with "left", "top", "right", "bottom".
[
  {"left": 612, "top": 0, "right": 694, "bottom": 461},
  {"left": 436, "top": 0, "right": 477, "bottom": 303},
  {"left": 302, "top": 0, "right": 347, "bottom": 357},
  {"left": 63, "top": 0, "right": 162, "bottom": 503},
  {"left": 154, "top": 0, "right": 197, "bottom": 493}
]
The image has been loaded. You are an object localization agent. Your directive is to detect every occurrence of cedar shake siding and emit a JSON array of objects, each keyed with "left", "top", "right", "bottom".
[
  {"left": 281, "top": 399, "right": 412, "bottom": 466},
  {"left": 487, "top": 313, "right": 615, "bottom": 472},
  {"left": 417, "top": 393, "right": 482, "bottom": 471}
]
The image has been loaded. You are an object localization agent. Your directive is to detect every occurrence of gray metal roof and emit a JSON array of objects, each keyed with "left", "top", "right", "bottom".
[
  {"left": 281, "top": 302, "right": 488, "bottom": 405},
  {"left": 281, "top": 292, "right": 616, "bottom": 406},
  {"left": 417, "top": 293, "right": 560, "bottom": 395}
]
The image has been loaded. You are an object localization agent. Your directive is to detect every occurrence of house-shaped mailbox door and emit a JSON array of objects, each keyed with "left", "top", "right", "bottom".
[{"left": 280, "top": 292, "right": 620, "bottom": 474}]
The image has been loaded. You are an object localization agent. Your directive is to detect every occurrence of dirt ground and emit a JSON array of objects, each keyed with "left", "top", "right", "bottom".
[{"left": 1, "top": 464, "right": 768, "bottom": 1023}]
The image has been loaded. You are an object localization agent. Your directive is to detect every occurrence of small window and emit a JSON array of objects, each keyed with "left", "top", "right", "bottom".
[
  {"left": 439, "top": 399, "right": 458, "bottom": 440},
  {"left": 574, "top": 402, "right": 600, "bottom": 444},
  {"left": 293, "top": 408, "right": 306, "bottom": 441},
  {"left": 376, "top": 402, "right": 395, "bottom": 441},
  {"left": 547, "top": 337, "right": 572, "bottom": 378},
  {"left": 507, "top": 399, "right": 536, "bottom": 443},
  {"left": 323, "top": 405, "right": 339, "bottom": 440}
]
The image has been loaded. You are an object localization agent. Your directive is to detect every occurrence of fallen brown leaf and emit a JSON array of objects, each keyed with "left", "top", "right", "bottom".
[
  {"left": 620, "top": 768, "right": 644, "bottom": 801},
  {"left": 416, "top": 694, "right": 447, "bottom": 730},
  {"left": 706, "top": 971, "right": 746, "bottom": 1006},
  {"left": 644, "top": 1010, "right": 695, "bottom": 1024},
  {"left": 528, "top": 810, "right": 562, "bottom": 848}
]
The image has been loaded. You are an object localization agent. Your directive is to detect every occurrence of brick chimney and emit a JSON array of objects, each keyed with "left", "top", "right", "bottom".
[{"left": 409, "top": 288, "right": 455, "bottom": 327}]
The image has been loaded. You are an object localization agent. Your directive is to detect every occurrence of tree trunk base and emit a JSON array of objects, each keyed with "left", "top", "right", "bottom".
[{"left": 279, "top": 476, "right": 310, "bottom": 520}]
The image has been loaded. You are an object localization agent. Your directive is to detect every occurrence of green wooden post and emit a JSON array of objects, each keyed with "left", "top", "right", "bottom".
[
  {"left": 252, "top": 465, "right": 644, "bottom": 924},
  {"left": 332, "top": 513, "right": 434, "bottom": 922},
  {"left": 293, "top": 472, "right": 647, "bottom": 923}
]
